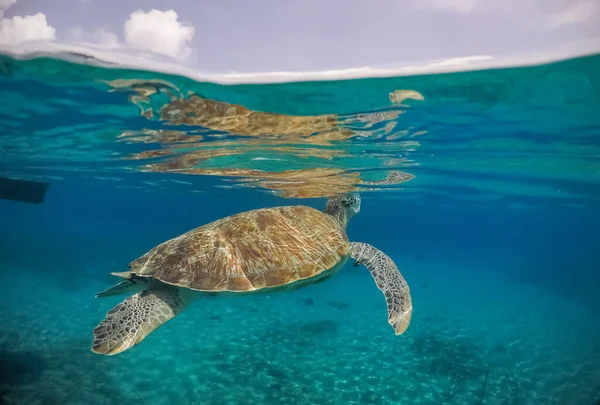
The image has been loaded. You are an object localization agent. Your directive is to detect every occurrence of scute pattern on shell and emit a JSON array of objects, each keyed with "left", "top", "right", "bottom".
[{"left": 129, "top": 206, "right": 350, "bottom": 292}]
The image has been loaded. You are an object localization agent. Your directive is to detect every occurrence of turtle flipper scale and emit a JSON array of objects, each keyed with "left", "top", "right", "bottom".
[
  {"left": 91, "top": 285, "right": 190, "bottom": 355},
  {"left": 350, "top": 242, "right": 412, "bottom": 335}
]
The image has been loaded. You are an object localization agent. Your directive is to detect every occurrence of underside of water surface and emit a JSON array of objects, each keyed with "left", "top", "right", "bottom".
[{"left": 0, "top": 52, "right": 599, "bottom": 405}]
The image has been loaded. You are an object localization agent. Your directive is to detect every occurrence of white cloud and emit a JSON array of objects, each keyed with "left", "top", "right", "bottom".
[
  {"left": 43, "top": 9, "right": 196, "bottom": 61},
  {"left": 0, "top": 13, "right": 55, "bottom": 45},
  {"left": 415, "top": 0, "right": 480, "bottom": 14},
  {"left": 69, "top": 27, "right": 119, "bottom": 48},
  {"left": 0, "top": 0, "right": 17, "bottom": 8},
  {"left": 0, "top": 0, "right": 17, "bottom": 18},
  {"left": 415, "top": 0, "right": 599, "bottom": 28},
  {"left": 124, "top": 9, "right": 195, "bottom": 61},
  {"left": 415, "top": 0, "right": 599, "bottom": 33},
  {"left": 541, "top": 0, "right": 599, "bottom": 29}
]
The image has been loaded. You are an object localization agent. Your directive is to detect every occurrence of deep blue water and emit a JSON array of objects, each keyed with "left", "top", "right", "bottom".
[{"left": 0, "top": 52, "right": 599, "bottom": 405}]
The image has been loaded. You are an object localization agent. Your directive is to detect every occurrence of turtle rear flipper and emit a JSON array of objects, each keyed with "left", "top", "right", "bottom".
[
  {"left": 350, "top": 242, "right": 412, "bottom": 335},
  {"left": 91, "top": 286, "right": 190, "bottom": 355}
]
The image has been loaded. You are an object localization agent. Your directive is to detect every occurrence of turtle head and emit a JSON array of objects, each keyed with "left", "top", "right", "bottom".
[{"left": 324, "top": 192, "right": 361, "bottom": 229}]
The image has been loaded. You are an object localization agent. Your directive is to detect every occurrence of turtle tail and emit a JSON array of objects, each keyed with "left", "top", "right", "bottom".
[{"left": 95, "top": 274, "right": 150, "bottom": 298}]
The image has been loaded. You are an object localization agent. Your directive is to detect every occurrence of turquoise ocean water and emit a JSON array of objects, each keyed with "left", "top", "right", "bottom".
[{"left": 0, "top": 51, "right": 599, "bottom": 404}]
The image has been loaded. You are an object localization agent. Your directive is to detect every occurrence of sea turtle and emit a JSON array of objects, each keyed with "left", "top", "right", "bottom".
[{"left": 91, "top": 193, "right": 413, "bottom": 356}]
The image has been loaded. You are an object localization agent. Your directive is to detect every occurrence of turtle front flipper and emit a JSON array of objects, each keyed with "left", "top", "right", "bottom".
[
  {"left": 91, "top": 285, "right": 190, "bottom": 355},
  {"left": 350, "top": 242, "right": 412, "bottom": 335}
]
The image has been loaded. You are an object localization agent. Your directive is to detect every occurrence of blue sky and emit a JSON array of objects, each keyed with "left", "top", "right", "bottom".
[{"left": 1, "top": 0, "right": 599, "bottom": 74}]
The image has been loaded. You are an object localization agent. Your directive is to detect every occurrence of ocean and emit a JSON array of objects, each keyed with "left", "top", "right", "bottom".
[{"left": 0, "top": 51, "right": 599, "bottom": 405}]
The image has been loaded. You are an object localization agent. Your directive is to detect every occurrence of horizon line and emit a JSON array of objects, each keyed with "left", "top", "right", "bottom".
[{"left": 1, "top": 38, "right": 599, "bottom": 85}]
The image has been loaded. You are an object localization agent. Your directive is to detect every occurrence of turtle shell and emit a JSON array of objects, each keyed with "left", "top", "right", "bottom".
[{"left": 128, "top": 205, "right": 350, "bottom": 292}]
